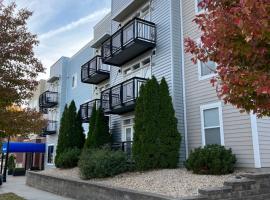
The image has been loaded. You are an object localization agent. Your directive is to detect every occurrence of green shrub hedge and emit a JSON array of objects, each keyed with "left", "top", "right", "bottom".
[
  {"left": 78, "top": 148, "right": 128, "bottom": 179},
  {"left": 55, "top": 148, "right": 81, "bottom": 169},
  {"left": 185, "top": 145, "right": 237, "bottom": 175}
]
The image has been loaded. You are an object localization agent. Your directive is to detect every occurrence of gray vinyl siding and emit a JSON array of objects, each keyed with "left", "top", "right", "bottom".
[
  {"left": 111, "top": 0, "right": 133, "bottom": 18},
  {"left": 257, "top": 118, "right": 270, "bottom": 167},
  {"left": 171, "top": 0, "right": 186, "bottom": 162},
  {"left": 108, "top": 0, "right": 186, "bottom": 163},
  {"left": 93, "top": 13, "right": 111, "bottom": 40},
  {"left": 182, "top": 0, "right": 255, "bottom": 168}
]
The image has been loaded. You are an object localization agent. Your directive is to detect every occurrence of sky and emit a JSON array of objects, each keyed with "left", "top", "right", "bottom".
[{"left": 4, "top": 0, "right": 111, "bottom": 79}]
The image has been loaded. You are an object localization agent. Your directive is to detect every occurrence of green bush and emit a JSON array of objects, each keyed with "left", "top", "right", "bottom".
[
  {"left": 78, "top": 148, "right": 128, "bottom": 179},
  {"left": 55, "top": 148, "right": 81, "bottom": 169},
  {"left": 185, "top": 145, "right": 237, "bottom": 175}
]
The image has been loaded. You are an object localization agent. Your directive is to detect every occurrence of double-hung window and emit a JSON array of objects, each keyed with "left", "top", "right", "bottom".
[{"left": 200, "top": 102, "right": 224, "bottom": 146}]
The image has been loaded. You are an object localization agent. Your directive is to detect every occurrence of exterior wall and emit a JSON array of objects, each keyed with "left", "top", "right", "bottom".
[
  {"left": 45, "top": 44, "right": 94, "bottom": 168},
  {"left": 182, "top": 0, "right": 255, "bottom": 167},
  {"left": 111, "top": 0, "right": 133, "bottom": 19},
  {"left": 257, "top": 117, "right": 270, "bottom": 168},
  {"left": 92, "top": 13, "right": 111, "bottom": 45},
  {"left": 65, "top": 42, "right": 93, "bottom": 108}
]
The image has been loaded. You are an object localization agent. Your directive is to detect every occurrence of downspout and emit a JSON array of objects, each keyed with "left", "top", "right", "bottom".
[{"left": 180, "top": 0, "right": 189, "bottom": 159}]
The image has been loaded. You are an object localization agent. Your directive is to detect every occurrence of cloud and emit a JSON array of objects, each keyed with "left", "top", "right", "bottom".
[{"left": 39, "top": 8, "right": 110, "bottom": 40}]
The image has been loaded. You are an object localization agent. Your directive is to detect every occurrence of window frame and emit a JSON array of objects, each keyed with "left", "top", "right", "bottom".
[
  {"left": 198, "top": 60, "right": 217, "bottom": 81},
  {"left": 47, "top": 144, "right": 55, "bottom": 165},
  {"left": 71, "top": 73, "right": 77, "bottom": 89},
  {"left": 196, "top": 39, "right": 217, "bottom": 81},
  {"left": 195, "top": 0, "right": 205, "bottom": 14},
  {"left": 121, "top": 117, "right": 134, "bottom": 142},
  {"left": 200, "top": 102, "right": 224, "bottom": 146}
]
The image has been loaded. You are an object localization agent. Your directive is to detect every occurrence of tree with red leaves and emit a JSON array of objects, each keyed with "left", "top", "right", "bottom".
[
  {"left": 0, "top": 3, "right": 46, "bottom": 137},
  {"left": 185, "top": 0, "right": 270, "bottom": 117}
]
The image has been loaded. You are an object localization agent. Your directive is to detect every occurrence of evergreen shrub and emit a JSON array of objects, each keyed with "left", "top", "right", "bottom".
[
  {"left": 55, "top": 148, "right": 81, "bottom": 169},
  {"left": 78, "top": 148, "right": 128, "bottom": 179},
  {"left": 132, "top": 77, "right": 181, "bottom": 170},
  {"left": 55, "top": 100, "right": 85, "bottom": 168},
  {"left": 185, "top": 145, "right": 237, "bottom": 175}
]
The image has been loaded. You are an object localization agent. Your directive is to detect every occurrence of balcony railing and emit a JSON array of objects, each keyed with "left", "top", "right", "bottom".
[
  {"left": 39, "top": 91, "right": 58, "bottom": 108},
  {"left": 101, "top": 77, "right": 146, "bottom": 114},
  {"left": 102, "top": 18, "right": 156, "bottom": 66},
  {"left": 80, "top": 99, "right": 100, "bottom": 123},
  {"left": 81, "top": 56, "right": 110, "bottom": 84},
  {"left": 42, "top": 120, "right": 57, "bottom": 135}
]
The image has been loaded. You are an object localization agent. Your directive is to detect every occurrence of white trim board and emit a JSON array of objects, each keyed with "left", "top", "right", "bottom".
[
  {"left": 250, "top": 114, "right": 261, "bottom": 168},
  {"left": 200, "top": 102, "right": 225, "bottom": 146}
]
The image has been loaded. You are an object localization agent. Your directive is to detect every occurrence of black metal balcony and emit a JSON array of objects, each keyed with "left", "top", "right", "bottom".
[
  {"left": 81, "top": 56, "right": 110, "bottom": 84},
  {"left": 102, "top": 18, "right": 156, "bottom": 66},
  {"left": 80, "top": 99, "right": 100, "bottom": 123},
  {"left": 39, "top": 91, "right": 58, "bottom": 108},
  {"left": 42, "top": 120, "right": 57, "bottom": 135},
  {"left": 101, "top": 77, "right": 146, "bottom": 114}
]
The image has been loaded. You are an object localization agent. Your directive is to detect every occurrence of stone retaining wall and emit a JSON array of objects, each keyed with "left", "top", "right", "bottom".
[{"left": 26, "top": 171, "right": 270, "bottom": 200}]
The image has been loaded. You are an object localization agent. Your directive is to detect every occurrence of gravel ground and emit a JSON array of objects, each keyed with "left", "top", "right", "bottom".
[{"left": 40, "top": 168, "right": 243, "bottom": 198}]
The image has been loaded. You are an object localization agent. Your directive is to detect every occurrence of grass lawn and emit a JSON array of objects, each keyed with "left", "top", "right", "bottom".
[{"left": 0, "top": 193, "right": 25, "bottom": 200}]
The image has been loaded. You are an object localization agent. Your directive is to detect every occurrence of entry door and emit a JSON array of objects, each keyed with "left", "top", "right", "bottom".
[{"left": 123, "top": 125, "right": 133, "bottom": 156}]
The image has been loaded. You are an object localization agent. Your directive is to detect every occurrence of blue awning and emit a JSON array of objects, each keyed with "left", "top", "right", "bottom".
[{"left": 2, "top": 142, "right": 46, "bottom": 153}]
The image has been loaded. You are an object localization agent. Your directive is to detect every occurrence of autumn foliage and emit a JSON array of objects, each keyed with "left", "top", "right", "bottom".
[
  {"left": 0, "top": 3, "right": 46, "bottom": 137},
  {"left": 185, "top": 0, "right": 270, "bottom": 117}
]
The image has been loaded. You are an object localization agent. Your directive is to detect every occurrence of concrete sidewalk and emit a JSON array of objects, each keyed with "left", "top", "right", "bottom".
[{"left": 0, "top": 175, "right": 73, "bottom": 200}]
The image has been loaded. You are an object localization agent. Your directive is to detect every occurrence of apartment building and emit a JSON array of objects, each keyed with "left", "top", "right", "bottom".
[
  {"left": 39, "top": 42, "right": 94, "bottom": 168},
  {"left": 80, "top": 0, "right": 186, "bottom": 163},
  {"left": 40, "top": 0, "right": 270, "bottom": 169},
  {"left": 80, "top": 0, "right": 270, "bottom": 169}
]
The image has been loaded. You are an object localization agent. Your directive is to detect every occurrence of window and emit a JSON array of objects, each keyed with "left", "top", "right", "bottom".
[
  {"left": 142, "top": 58, "right": 150, "bottom": 67},
  {"left": 195, "top": 0, "right": 204, "bottom": 13},
  {"left": 71, "top": 74, "right": 77, "bottom": 89},
  {"left": 122, "top": 117, "right": 134, "bottom": 141},
  {"left": 124, "top": 68, "right": 132, "bottom": 75},
  {"left": 200, "top": 102, "right": 224, "bottom": 146},
  {"left": 199, "top": 60, "right": 217, "bottom": 79},
  {"left": 132, "top": 63, "right": 140, "bottom": 71},
  {"left": 122, "top": 117, "right": 134, "bottom": 155},
  {"left": 47, "top": 145, "right": 54, "bottom": 164},
  {"left": 197, "top": 39, "right": 217, "bottom": 80}
]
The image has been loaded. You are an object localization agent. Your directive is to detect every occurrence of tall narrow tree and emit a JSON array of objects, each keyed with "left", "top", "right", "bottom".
[
  {"left": 158, "top": 78, "right": 181, "bottom": 168},
  {"left": 133, "top": 77, "right": 161, "bottom": 170},
  {"left": 84, "top": 103, "right": 97, "bottom": 149},
  {"left": 55, "top": 101, "right": 85, "bottom": 166},
  {"left": 55, "top": 105, "right": 69, "bottom": 163},
  {"left": 75, "top": 109, "right": 85, "bottom": 150},
  {"left": 92, "top": 107, "right": 111, "bottom": 148}
]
